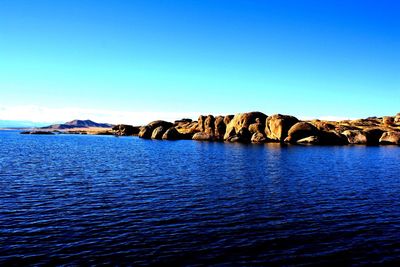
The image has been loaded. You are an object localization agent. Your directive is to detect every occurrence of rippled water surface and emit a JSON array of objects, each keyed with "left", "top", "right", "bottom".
[{"left": 1, "top": 130, "right": 400, "bottom": 265}]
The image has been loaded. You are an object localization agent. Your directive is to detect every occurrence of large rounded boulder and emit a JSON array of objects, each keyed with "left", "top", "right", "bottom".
[
  {"left": 162, "top": 127, "right": 181, "bottom": 140},
  {"left": 265, "top": 114, "right": 299, "bottom": 142},
  {"left": 192, "top": 132, "right": 214, "bottom": 141},
  {"left": 151, "top": 126, "right": 167, "bottom": 139},
  {"left": 139, "top": 120, "right": 173, "bottom": 139},
  {"left": 379, "top": 132, "right": 400, "bottom": 145},
  {"left": 223, "top": 112, "right": 267, "bottom": 141},
  {"left": 342, "top": 130, "right": 368, "bottom": 144},
  {"left": 285, "top": 122, "right": 320, "bottom": 143},
  {"left": 138, "top": 126, "right": 153, "bottom": 139}
]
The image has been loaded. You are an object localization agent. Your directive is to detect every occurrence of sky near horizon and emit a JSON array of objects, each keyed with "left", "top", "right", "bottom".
[{"left": 0, "top": 0, "right": 399, "bottom": 125}]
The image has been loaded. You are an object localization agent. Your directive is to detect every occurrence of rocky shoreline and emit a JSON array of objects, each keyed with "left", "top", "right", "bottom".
[{"left": 113, "top": 112, "right": 400, "bottom": 146}]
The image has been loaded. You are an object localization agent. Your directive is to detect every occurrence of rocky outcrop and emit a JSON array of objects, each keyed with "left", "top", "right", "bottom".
[
  {"left": 131, "top": 111, "right": 400, "bottom": 146},
  {"left": 265, "top": 114, "right": 299, "bottom": 142},
  {"left": 379, "top": 132, "right": 400, "bottom": 145},
  {"left": 285, "top": 122, "right": 319, "bottom": 143}
]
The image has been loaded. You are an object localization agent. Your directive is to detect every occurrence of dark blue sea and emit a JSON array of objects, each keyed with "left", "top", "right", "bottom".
[{"left": 1, "top": 130, "right": 400, "bottom": 266}]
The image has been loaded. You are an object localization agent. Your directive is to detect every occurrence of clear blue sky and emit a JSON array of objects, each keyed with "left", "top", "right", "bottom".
[{"left": 0, "top": 0, "right": 399, "bottom": 123}]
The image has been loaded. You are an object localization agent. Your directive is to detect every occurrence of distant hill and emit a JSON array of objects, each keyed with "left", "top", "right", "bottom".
[{"left": 42, "top": 120, "right": 113, "bottom": 130}]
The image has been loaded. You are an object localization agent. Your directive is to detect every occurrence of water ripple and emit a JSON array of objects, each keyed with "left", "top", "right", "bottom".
[{"left": 0, "top": 131, "right": 400, "bottom": 265}]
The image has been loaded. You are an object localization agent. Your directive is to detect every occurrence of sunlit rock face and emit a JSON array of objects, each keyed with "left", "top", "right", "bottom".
[{"left": 128, "top": 112, "right": 400, "bottom": 146}]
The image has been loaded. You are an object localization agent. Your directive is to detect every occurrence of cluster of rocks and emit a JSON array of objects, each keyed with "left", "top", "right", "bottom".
[{"left": 112, "top": 112, "right": 400, "bottom": 145}]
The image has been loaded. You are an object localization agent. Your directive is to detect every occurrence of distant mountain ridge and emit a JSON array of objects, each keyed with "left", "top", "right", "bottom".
[{"left": 42, "top": 119, "right": 113, "bottom": 129}]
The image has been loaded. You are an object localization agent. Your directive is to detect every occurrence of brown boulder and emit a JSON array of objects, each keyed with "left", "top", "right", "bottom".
[
  {"left": 192, "top": 132, "right": 214, "bottom": 141},
  {"left": 148, "top": 120, "right": 173, "bottom": 129},
  {"left": 223, "top": 112, "right": 267, "bottom": 140},
  {"left": 249, "top": 120, "right": 265, "bottom": 134},
  {"left": 285, "top": 122, "right": 319, "bottom": 143},
  {"left": 319, "top": 131, "right": 348, "bottom": 145},
  {"left": 297, "top": 136, "right": 320, "bottom": 145},
  {"left": 214, "top": 116, "right": 226, "bottom": 141},
  {"left": 351, "top": 118, "right": 380, "bottom": 127},
  {"left": 382, "top": 116, "right": 395, "bottom": 126},
  {"left": 151, "top": 126, "right": 167, "bottom": 139},
  {"left": 311, "top": 120, "right": 336, "bottom": 131},
  {"left": 174, "top": 118, "right": 192, "bottom": 125},
  {"left": 224, "top": 127, "right": 236, "bottom": 141},
  {"left": 138, "top": 126, "right": 153, "bottom": 139},
  {"left": 197, "top": 115, "right": 206, "bottom": 131},
  {"left": 162, "top": 127, "right": 181, "bottom": 140},
  {"left": 395, "top": 113, "right": 400, "bottom": 123},
  {"left": 139, "top": 120, "right": 173, "bottom": 139},
  {"left": 265, "top": 114, "right": 299, "bottom": 142},
  {"left": 342, "top": 130, "right": 368, "bottom": 144},
  {"left": 379, "top": 132, "right": 400, "bottom": 145},
  {"left": 204, "top": 115, "right": 215, "bottom": 135},
  {"left": 227, "top": 128, "right": 252, "bottom": 143},
  {"left": 112, "top": 124, "right": 140, "bottom": 136},
  {"left": 224, "top": 115, "right": 234, "bottom": 125},
  {"left": 176, "top": 121, "right": 199, "bottom": 135},
  {"left": 251, "top": 132, "right": 267, "bottom": 143}
]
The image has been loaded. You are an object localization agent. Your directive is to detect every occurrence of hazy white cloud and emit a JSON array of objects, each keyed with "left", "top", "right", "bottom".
[
  {"left": 0, "top": 105, "right": 358, "bottom": 126},
  {"left": 0, "top": 105, "right": 200, "bottom": 125}
]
